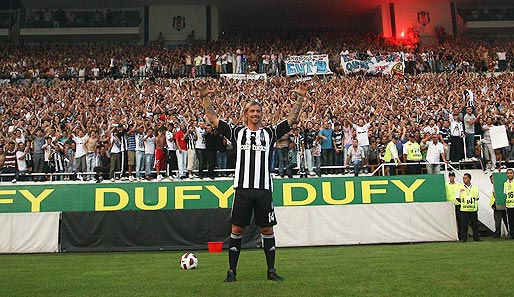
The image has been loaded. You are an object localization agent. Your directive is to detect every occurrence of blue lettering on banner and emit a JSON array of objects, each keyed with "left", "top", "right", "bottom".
[
  {"left": 314, "top": 61, "right": 328, "bottom": 72},
  {"left": 286, "top": 62, "right": 317, "bottom": 75},
  {"left": 305, "top": 61, "right": 313, "bottom": 73},
  {"left": 342, "top": 52, "right": 405, "bottom": 75},
  {"left": 286, "top": 64, "right": 296, "bottom": 75},
  {"left": 295, "top": 63, "right": 305, "bottom": 74},
  {"left": 345, "top": 60, "right": 370, "bottom": 72},
  {"left": 286, "top": 54, "right": 333, "bottom": 76},
  {"left": 386, "top": 54, "right": 402, "bottom": 62}
]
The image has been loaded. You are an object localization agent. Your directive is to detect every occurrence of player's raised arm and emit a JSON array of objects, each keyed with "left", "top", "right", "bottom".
[
  {"left": 200, "top": 85, "right": 219, "bottom": 129},
  {"left": 288, "top": 84, "right": 308, "bottom": 127}
]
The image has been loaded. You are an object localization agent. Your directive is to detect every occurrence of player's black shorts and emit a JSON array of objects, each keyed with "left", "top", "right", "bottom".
[{"left": 231, "top": 188, "right": 277, "bottom": 228}]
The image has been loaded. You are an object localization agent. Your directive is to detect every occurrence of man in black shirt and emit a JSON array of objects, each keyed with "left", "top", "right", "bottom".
[{"left": 201, "top": 82, "right": 307, "bottom": 282}]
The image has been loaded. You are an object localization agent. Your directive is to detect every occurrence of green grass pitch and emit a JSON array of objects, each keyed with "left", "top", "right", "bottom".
[{"left": 1, "top": 239, "right": 513, "bottom": 297}]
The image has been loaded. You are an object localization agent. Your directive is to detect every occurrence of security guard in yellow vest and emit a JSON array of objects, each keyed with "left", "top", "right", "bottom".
[
  {"left": 504, "top": 168, "right": 514, "bottom": 239},
  {"left": 384, "top": 135, "right": 401, "bottom": 175},
  {"left": 445, "top": 171, "right": 463, "bottom": 240},
  {"left": 456, "top": 173, "right": 480, "bottom": 242},
  {"left": 403, "top": 132, "right": 423, "bottom": 175}
]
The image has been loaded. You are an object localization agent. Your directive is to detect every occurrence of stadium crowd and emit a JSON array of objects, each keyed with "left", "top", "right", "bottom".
[
  {"left": 1, "top": 31, "right": 514, "bottom": 182},
  {"left": 2, "top": 30, "right": 514, "bottom": 81}
]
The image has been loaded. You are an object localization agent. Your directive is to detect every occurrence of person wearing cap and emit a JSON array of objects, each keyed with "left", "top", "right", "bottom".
[
  {"left": 421, "top": 133, "right": 448, "bottom": 174},
  {"left": 445, "top": 171, "right": 463, "bottom": 240},
  {"left": 383, "top": 135, "right": 402, "bottom": 175},
  {"left": 403, "top": 132, "right": 422, "bottom": 175}
]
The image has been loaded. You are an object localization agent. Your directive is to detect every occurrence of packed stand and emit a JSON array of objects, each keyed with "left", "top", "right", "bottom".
[
  {"left": 0, "top": 70, "right": 513, "bottom": 182},
  {"left": 1, "top": 30, "right": 514, "bottom": 182},
  {"left": 1, "top": 31, "right": 514, "bottom": 82}
]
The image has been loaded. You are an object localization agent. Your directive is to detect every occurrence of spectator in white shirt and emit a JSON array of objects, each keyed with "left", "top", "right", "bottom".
[
  {"left": 450, "top": 113, "right": 465, "bottom": 162},
  {"left": 72, "top": 128, "right": 88, "bottom": 180},
  {"left": 16, "top": 142, "right": 29, "bottom": 180},
  {"left": 422, "top": 133, "right": 448, "bottom": 174},
  {"left": 109, "top": 127, "right": 122, "bottom": 181},
  {"left": 143, "top": 127, "right": 156, "bottom": 179}
]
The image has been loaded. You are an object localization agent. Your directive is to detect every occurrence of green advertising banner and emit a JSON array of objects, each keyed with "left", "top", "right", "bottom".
[
  {"left": 493, "top": 172, "right": 508, "bottom": 206},
  {"left": 0, "top": 175, "right": 446, "bottom": 213}
]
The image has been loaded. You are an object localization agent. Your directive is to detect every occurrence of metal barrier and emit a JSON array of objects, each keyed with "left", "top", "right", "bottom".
[{"left": 0, "top": 159, "right": 510, "bottom": 183}]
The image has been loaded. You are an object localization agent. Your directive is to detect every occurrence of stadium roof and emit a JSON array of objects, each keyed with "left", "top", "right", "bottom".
[
  {"left": 18, "top": 0, "right": 512, "bottom": 31},
  {"left": 19, "top": 0, "right": 512, "bottom": 10}
]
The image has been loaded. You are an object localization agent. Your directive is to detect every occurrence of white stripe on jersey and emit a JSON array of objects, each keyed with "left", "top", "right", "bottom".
[
  {"left": 234, "top": 128, "right": 245, "bottom": 189},
  {"left": 263, "top": 129, "right": 272, "bottom": 190},
  {"left": 253, "top": 129, "right": 262, "bottom": 189},
  {"left": 242, "top": 129, "right": 251, "bottom": 188}
]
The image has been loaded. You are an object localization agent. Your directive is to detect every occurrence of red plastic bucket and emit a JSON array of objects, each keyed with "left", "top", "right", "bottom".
[{"left": 207, "top": 241, "right": 223, "bottom": 253}]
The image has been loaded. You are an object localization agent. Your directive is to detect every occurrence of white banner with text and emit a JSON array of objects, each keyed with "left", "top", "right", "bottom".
[{"left": 285, "top": 54, "right": 333, "bottom": 76}]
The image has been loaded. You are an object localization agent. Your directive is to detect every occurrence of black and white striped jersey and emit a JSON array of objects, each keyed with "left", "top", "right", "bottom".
[
  {"left": 186, "top": 132, "right": 196, "bottom": 150},
  {"left": 218, "top": 119, "right": 290, "bottom": 191}
]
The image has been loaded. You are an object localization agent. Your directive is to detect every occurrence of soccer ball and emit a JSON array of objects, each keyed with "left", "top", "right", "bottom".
[{"left": 180, "top": 253, "right": 199, "bottom": 270}]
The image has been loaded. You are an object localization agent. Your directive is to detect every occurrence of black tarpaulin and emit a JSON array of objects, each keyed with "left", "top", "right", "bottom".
[{"left": 60, "top": 209, "right": 261, "bottom": 252}]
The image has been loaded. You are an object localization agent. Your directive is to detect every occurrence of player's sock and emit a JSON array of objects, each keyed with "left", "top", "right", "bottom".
[
  {"left": 228, "top": 233, "right": 242, "bottom": 272},
  {"left": 262, "top": 233, "right": 276, "bottom": 270}
]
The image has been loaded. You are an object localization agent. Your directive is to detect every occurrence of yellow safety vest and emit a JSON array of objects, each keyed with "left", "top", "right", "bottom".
[
  {"left": 505, "top": 180, "right": 514, "bottom": 208},
  {"left": 406, "top": 141, "right": 422, "bottom": 161},
  {"left": 384, "top": 141, "right": 397, "bottom": 164},
  {"left": 446, "top": 182, "right": 463, "bottom": 206},
  {"left": 459, "top": 185, "right": 479, "bottom": 212},
  {"left": 489, "top": 192, "right": 495, "bottom": 207}
]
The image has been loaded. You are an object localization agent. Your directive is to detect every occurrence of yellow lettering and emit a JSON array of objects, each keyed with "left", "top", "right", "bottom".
[
  {"left": 391, "top": 179, "right": 425, "bottom": 202},
  {"left": 322, "top": 181, "right": 354, "bottom": 204},
  {"left": 361, "top": 180, "right": 388, "bottom": 203},
  {"left": 283, "top": 183, "right": 316, "bottom": 206},
  {"left": 95, "top": 188, "right": 129, "bottom": 211},
  {"left": 205, "top": 186, "right": 234, "bottom": 208},
  {"left": 0, "top": 190, "right": 16, "bottom": 205},
  {"left": 134, "top": 187, "right": 167, "bottom": 210},
  {"left": 175, "top": 186, "right": 202, "bottom": 209},
  {"left": 19, "top": 189, "right": 54, "bottom": 212}
]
